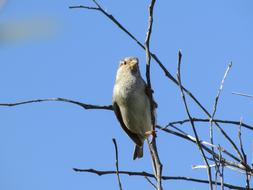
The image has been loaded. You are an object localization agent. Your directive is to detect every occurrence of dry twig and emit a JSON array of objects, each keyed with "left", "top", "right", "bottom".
[
  {"left": 157, "top": 125, "right": 253, "bottom": 175},
  {"left": 232, "top": 92, "right": 253, "bottom": 99},
  {"left": 144, "top": 176, "right": 157, "bottom": 189},
  {"left": 0, "top": 98, "right": 113, "bottom": 110},
  {"left": 112, "top": 138, "right": 123, "bottom": 190},
  {"left": 238, "top": 119, "right": 251, "bottom": 189},
  {"left": 209, "top": 63, "right": 232, "bottom": 186},
  {"left": 166, "top": 118, "right": 253, "bottom": 131},
  {"left": 176, "top": 50, "right": 213, "bottom": 190},
  {"left": 72, "top": 168, "right": 252, "bottom": 190}
]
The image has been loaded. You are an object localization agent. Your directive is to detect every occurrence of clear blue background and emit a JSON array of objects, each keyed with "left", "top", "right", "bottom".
[{"left": 0, "top": 0, "right": 253, "bottom": 189}]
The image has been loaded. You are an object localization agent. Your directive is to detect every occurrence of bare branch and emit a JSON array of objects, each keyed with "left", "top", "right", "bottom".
[
  {"left": 0, "top": 98, "right": 113, "bottom": 110},
  {"left": 208, "top": 63, "right": 243, "bottom": 164},
  {"left": 112, "top": 138, "right": 123, "bottom": 190},
  {"left": 72, "top": 168, "right": 252, "bottom": 190},
  {"left": 218, "top": 145, "right": 225, "bottom": 190},
  {"left": 166, "top": 117, "right": 251, "bottom": 164},
  {"left": 210, "top": 62, "right": 233, "bottom": 120},
  {"left": 157, "top": 125, "right": 253, "bottom": 175},
  {"left": 193, "top": 150, "right": 225, "bottom": 190},
  {"left": 176, "top": 50, "right": 213, "bottom": 190},
  {"left": 209, "top": 63, "right": 232, "bottom": 184},
  {"left": 192, "top": 164, "right": 216, "bottom": 169},
  {"left": 166, "top": 124, "right": 240, "bottom": 162},
  {"left": 69, "top": 5, "right": 99, "bottom": 11},
  {"left": 232, "top": 92, "right": 253, "bottom": 99},
  {"left": 192, "top": 162, "right": 251, "bottom": 175},
  {"left": 238, "top": 119, "right": 251, "bottom": 189},
  {"left": 209, "top": 63, "right": 233, "bottom": 149},
  {"left": 166, "top": 118, "right": 253, "bottom": 131},
  {"left": 144, "top": 176, "right": 157, "bottom": 189}
]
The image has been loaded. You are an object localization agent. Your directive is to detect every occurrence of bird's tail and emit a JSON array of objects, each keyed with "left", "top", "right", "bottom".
[{"left": 133, "top": 145, "right": 143, "bottom": 160}]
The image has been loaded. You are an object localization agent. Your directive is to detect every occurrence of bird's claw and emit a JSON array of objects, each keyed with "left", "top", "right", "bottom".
[{"left": 145, "top": 130, "right": 157, "bottom": 138}]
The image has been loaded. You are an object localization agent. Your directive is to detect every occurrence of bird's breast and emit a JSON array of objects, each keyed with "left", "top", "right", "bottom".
[{"left": 113, "top": 77, "right": 152, "bottom": 135}]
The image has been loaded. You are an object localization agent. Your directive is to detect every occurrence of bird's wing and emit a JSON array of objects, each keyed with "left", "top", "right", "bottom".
[{"left": 113, "top": 102, "right": 143, "bottom": 147}]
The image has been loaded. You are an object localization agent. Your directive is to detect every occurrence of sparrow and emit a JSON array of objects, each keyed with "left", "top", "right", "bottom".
[{"left": 112, "top": 57, "right": 155, "bottom": 160}]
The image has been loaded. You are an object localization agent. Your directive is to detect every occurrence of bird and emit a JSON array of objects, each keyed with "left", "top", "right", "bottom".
[{"left": 112, "top": 57, "right": 155, "bottom": 160}]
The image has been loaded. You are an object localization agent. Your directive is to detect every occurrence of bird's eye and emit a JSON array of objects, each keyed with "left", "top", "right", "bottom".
[{"left": 120, "top": 61, "right": 127, "bottom": 66}]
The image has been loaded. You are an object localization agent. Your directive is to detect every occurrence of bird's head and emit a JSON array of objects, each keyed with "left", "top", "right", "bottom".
[
  {"left": 115, "top": 57, "right": 141, "bottom": 83},
  {"left": 118, "top": 57, "right": 140, "bottom": 73}
]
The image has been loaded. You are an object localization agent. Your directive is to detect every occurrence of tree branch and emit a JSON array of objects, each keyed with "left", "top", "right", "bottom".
[
  {"left": 238, "top": 119, "right": 251, "bottom": 189},
  {"left": 163, "top": 124, "right": 240, "bottom": 163},
  {"left": 0, "top": 98, "right": 113, "bottom": 110},
  {"left": 72, "top": 168, "right": 251, "bottom": 190},
  {"left": 176, "top": 50, "right": 213, "bottom": 190},
  {"left": 157, "top": 125, "right": 253, "bottom": 175},
  {"left": 232, "top": 92, "right": 253, "bottom": 99},
  {"left": 112, "top": 138, "right": 123, "bottom": 190},
  {"left": 209, "top": 63, "right": 232, "bottom": 184},
  {"left": 166, "top": 118, "right": 253, "bottom": 131},
  {"left": 144, "top": 176, "right": 157, "bottom": 189}
]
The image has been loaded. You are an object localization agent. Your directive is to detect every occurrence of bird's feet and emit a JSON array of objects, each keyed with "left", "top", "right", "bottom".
[{"left": 145, "top": 130, "right": 157, "bottom": 138}]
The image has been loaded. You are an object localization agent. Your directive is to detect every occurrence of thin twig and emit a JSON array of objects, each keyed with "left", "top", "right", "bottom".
[
  {"left": 112, "top": 138, "right": 123, "bottom": 190},
  {"left": 209, "top": 63, "right": 232, "bottom": 185},
  {"left": 166, "top": 118, "right": 253, "bottom": 131},
  {"left": 217, "top": 145, "right": 225, "bottom": 190},
  {"left": 192, "top": 164, "right": 216, "bottom": 169},
  {"left": 176, "top": 50, "right": 213, "bottom": 190},
  {"left": 232, "top": 92, "right": 253, "bottom": 99},
  {"left": 72, "top": 168, "right": 252, "bottom": 190},
  {"left": 220, "top": 164, "right": 225, "bottom": 190},
  {"left": 192, "top": 162, "right": 251, "bottom": 175},
  {"left": 210, "top": 63, "right": 233, "bottom": 122},
  {"left": 157, "top": 125, "right": 253, "bottom": 175},
  {"left": 238, "top": 119, "right": 250, "bottom": 189},
  {"left": 208, "top": 63, "right": 244, "bottom": 163},
  {"left": 69, "top": 5, "right": 99, "bottom": 10},
  {"left": 0, "top": 98, "right": 113, "bottom": 110},
  {"left": 210, "top": 63, "right": 233, "bottom": 145},
  {"left": 147, "top": 138, "right": 157, "bottom": 185},
  {"left": 166, "top": 124, "right": 240, "bottom": 162},
  {"left": 144, "top": 176, "right": 157, "bottom": 189}
]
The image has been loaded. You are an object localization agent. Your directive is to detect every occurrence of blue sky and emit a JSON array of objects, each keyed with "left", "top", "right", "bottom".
[{"left": 0, "top": 0, "right": 253, "bottom": 189}]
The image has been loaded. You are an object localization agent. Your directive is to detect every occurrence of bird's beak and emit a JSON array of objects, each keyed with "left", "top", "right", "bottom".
[{"left": 129, "top": 60, "right": 138, "bottom": 71}]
